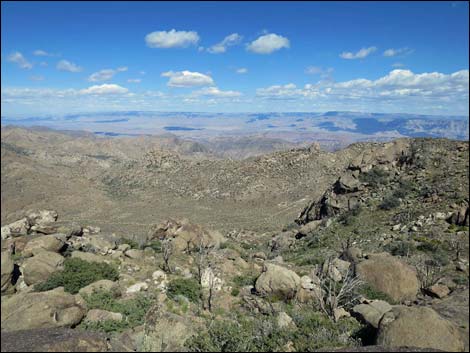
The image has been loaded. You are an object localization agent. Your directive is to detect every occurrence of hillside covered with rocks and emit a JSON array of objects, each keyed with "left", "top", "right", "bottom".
[{"left": 1, "top": 129, "right": 469, "bottom": 352}]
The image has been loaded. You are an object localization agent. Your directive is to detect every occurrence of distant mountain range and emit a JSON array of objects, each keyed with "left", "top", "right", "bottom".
[{"left": 2, "top": 111, "right": 468, "bottom": 147}]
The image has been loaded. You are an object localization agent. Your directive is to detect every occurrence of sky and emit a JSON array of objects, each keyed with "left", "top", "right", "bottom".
[{"left": 1, "top": 1, "right": 469, "bottom": 117}]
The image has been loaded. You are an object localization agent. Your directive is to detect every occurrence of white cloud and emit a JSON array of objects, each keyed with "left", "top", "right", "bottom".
[
  {"left": 305, "top": 66, "right": 334, "bottom": 79},
  {"left": 33, "top": 49, "right": 58, "bottom": 57},
  {"left": 383, "top": 47, "right": 413, "bottom": 57},
  {"left": 79, "top": 84, "right": 128, "bottom": 95},
  {"left": 88, "top": 69, "right": 116, "bottom": 82},
  {"left": 56, "top": 60, "right": 82, "bottom": 72},
  {"left": 246, "top": 33, "right": 290, "bottom": 54},
  {"left": 161, "top": 70, "right": 214, "bottom": 87},
  {"left": 116, "top": 66, "right": 128, "bottom": 72},
  {"left": 192, "top": 86, "right": 242, "bottom": 97},
  {"left": 29, "top": 75, "right": 45, "bottom": 81},
  {"left": 7, "top": 51, "right": 33, "bottom": 69},
  {"left": 139, "top": 71, "right": 146, "bottom": 75},
  {"left": 127, "top": 78, "right": 142, "bottom": 83},
  {"left": 236, "top": 68, "right": 248, "bottom": 74},
  {"left": 340, "top": 46, "right": 377, "bottom": 59},
  {"left": 256, "top": 69, "right": 469, "bottom": 109},
  {"left": 145, "top": 29, "right": 200, "bottom": 48},
  {"left": 207, "top": 33, "right": 243, "bottom": 53},
  {"left": 392, "top": 62, "right": 406, "bottom": 68}
]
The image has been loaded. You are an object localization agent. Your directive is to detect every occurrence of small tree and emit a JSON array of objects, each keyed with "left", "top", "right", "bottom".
[{"left": 162, "top": 238, "right": 173, "bottom": 273}]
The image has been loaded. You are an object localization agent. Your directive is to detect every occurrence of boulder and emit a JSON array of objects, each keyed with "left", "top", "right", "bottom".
[
  {"left": 340, "top": 247, "right": 363, "bottom": 263},
  {"left": 201, "top": 267, "right": 223, "bottom": 291},
  {"left": 1, "top": 251, "right": 15, "bottom": 293},
  {"left": 22, "top": 233, "right": 66, "bottom": 257},
  {"left": 253, "top": 251, "right": 267, "bottom": 260},
  {"left": 426, "top": 284, "right": 450, "bottom": 299},
  {"left": 124, "top": 249, "right": 144, "bottom": 259},
  {"left": 22, "top": 251, "right": 64, "bottom": 286},
  {"left": 356, "top": 253, "right": 419, "bottom": 302},
  {"left": 352, "top": 300, "right": 393, "bottom": 328},
  {"left": 277, "top": 312, "right": 295, "bottom": 329},
  {"left": 85, "top": 309, "right": 123, "bottom": 323},
  {"left": 447, "top": 205, "right": 469, "bottom": 226},
  {"left": 376, "top": 306, "right": 465, "bottom": 352},
  {"left": 81, "top": 234, "right": 118, "bottom": 254},
  {"left": 296, "top": 275, "right": 322, "bottom": 303},
  {"left": 126, "top": 282, "right": 148, "bottom": 294},
  {"left": 333, "top": 307, "right": 351, "bottom": 322},
  {"left": 297, "top": 220, "right": 322, "bottom": 237},
  {"left": 255, "top": 263, "right": 300, "bottom": 300},
  {"left": 149, "top": 218, "right": 225, "bottom": 253},
  {"left": 1, "top": 328, "right": 109, "bottom": 352},
  {"left": 71, "top": 251, "right": 108, "bottom": 263},
  {"left": 1, "top": 218, "right": 30, "bottom": 239},
  {"left": 1, "top": 287, "right": 85, "bottom": 332},
  {"left": 78, "top": 279, "right": 120, "bottom": 297},
  {"left": 26, "top": 210, "right": 58, "bottom": 226}
]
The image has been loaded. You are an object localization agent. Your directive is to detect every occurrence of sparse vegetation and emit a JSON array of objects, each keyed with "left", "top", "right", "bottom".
[
  {"left": 167, "top": 278, "right": 202, "bottom": 304},
  {"left": 35, "top": 258, "right": 119, "bottom": 294}
]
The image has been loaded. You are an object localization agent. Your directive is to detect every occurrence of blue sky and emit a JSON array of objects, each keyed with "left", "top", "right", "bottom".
[{"left": 1, "top": 1, "right": 469, "bottom": 117}]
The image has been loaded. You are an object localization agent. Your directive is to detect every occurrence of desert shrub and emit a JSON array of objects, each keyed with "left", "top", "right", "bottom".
[
  {"left": 337, "top": 206, "right": 362, "bottom": 226},
  {"left": 35, "top": 258, "right": 119, "bottom": 294},
  {"left": 359, "top": 167, "right": 389, "bottom": 188},
  {"left": 415, "top": 238, "right": 449, "bottom": 266},
  {"left": 80, "top": 290, "right": 152, "bottom": 333},
  {"left": 186, "top": 310, "right": 361, "bottom": 352},
  {"left": 167, "top": 278, "right": 202, "bottom": 303},
  {"left": 384, "top": 241, "right": 416, "bottom": 257},
  {"left": 121, "top": 238, "right": 140, "bottom": 249},
  {"left": 145, "top": 239, "right": 162, "bottom": 253},
  {"left": 230, "top": 288, "right": 240, "bottom": 297},
  {"left": 359, "top": 284, "right": 395, "bottom": 304},
  {"left": 232, "top": 274, "right": 258, "bottom": 288},
  {"left": 379, "top": 195, "right": 400, "bottom": 210}
]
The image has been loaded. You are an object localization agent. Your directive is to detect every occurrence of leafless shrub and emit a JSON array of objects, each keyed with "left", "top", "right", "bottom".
[
  {"left": 162, "top": 238, "right": 173, "bottom": 273},
  {"left": 411, "top": 254, "right": 443, "bottom": 290},
  {"left": 312, "top": 258, "right": 363, "bottom": 321}
]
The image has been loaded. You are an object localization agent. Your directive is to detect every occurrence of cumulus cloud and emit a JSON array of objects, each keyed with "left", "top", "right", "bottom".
[
  {"left": 256, "top": 69, "right": 469, "bottom": 109},
  {"left": 305, "top": 66, "right": 334, "bottom": 79},
  {"left": 161, "top": 70, "right": 214, "bottom": 87},
  {"left": 127, "top": 78, "right": 142, "bottom": 83},
  {"left": 383, "top": 47, "right": 414, "bottom": 57},
  {"left": 57, "top": 60, "right": 82, "bottom": 72},
  {"left": 79, "top": 84, "right": 128, "bottom": 95},
  {"left": 207, "top": 33, "right": 243, "bottom": 53},
  {"left": 145, "top": 29, "right": 200, "bottom": 48},
  {"left": 236, "top": 68, "right": 248, "bottom": 74},
  {"left": 246, "top": 33, "right": 290, "bottom": 54},
  {"left": 192, "top": 86, "right": 242, "bottom": 97},
  {"left": 116, "top": 66, "right": 128, "bottom": 72},
  {"left": 7, "top": 51, "right": 33, "bottom": 69},
  {"left": 340, "top": 46, "right": 377, "bottom": 59}
]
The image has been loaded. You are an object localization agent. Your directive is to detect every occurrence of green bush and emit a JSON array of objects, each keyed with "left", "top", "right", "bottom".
[
  {"left": 146, "top": 239, "right": 162, "bottom": 253},
  {"left": 167, "top": 278, "right": 202, "bottom": 303},
  {"left": 384, "top": 241, "right": 416, "bottom": 257},
  {"left": 232, "top": 274, "right": 258, "bottom": 288},
  {"left": 80, "top": 290, "right": 152, "bottom": 333},
  {"left": 379, "top": 195, "right": 400, "bottom": 210},
  {"left": 230, "top": 288, "right": 240, "bottom": 297},
  {"left": 337, "top": 206, "right": 362, "bottom": 226},
  {"left": 359, "top": 284, "right": 395, "bottom": 304},
  {"left": 359, "top": 167, "right": 389, "bottom": 188},
  {"left": 186, "top": 309, "right": 361, "bottom": 352},
  {"left": 35, "top": 258, "right": 119, "bottom": 294}
]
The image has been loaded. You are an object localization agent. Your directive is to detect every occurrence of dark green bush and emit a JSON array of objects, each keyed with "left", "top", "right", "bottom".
[
  {"left": 359, "top": 167, "right": 389, "bottom": 188},
  {"left": 35, "top": 258, "right": 119, "bottom": 294},
  {"left": 146, "top": 239, "right": 162, "bottom": 253},
  {"left": 80, "top": 290, "right": 152, "bottom": 333},
  {"left": 232, "top": 274, "right": 258, "bottom": 288},
  {"left": 384, "top": 241, "right": 416, "bottom": 257},
  {"left": 359, "top": 284, "right": 395, "bottom": 304},
  {"left": 379, "top": 195, "right": 400, "bottom": 210},
  {"left": 337, "top": 206, "right": 362, "bottom": 226},
  {"left": 167, "top": 278, "right": 202, "bottom": 303}
]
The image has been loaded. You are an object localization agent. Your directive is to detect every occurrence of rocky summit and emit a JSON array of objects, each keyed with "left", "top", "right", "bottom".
[{"left": 1, "top": 126, "right": 469, "bottom": 352}]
